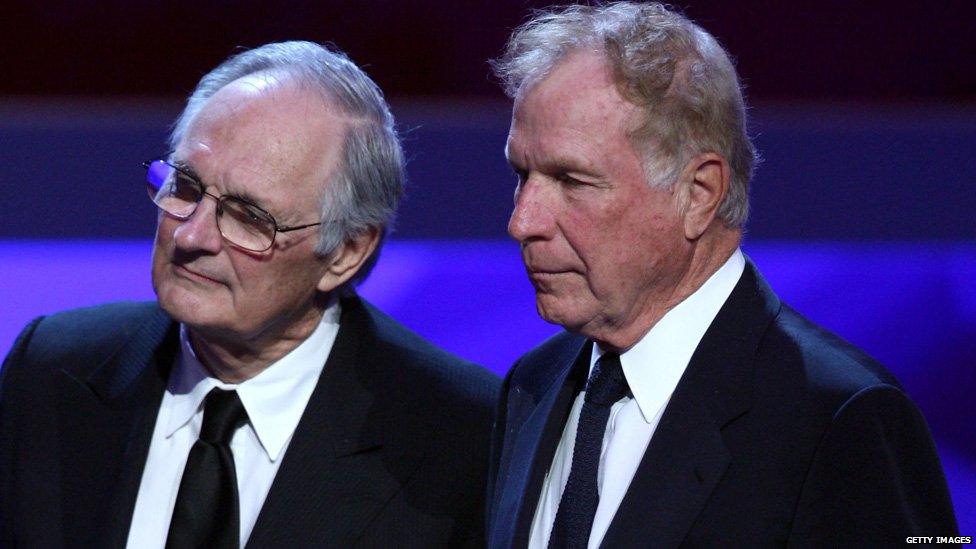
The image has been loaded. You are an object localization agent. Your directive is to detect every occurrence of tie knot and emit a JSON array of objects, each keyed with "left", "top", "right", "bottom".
[
  {"left": 584, "top": 352, "right": 629, "bottom": 406},
  {"left": 199, "top": 388, "right": 248, "bottom": 445}
]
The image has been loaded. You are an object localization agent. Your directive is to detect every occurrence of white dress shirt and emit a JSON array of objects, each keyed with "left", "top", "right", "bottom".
[
  {"left": 126, "top": 302, "right": 341, "bottom": 548},
  {"left": 528, "top": 249, "right": 745, "bottom": 549}
]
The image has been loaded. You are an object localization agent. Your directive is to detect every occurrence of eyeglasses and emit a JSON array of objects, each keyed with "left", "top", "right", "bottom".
[{"left": 143, "top": 158, "right": 322, "bottom": 252}]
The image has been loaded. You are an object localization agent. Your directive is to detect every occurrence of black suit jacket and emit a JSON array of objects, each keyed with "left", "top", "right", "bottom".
[
  {"left": 0, "top": 296, "right": 500, "bottom": 547},
  {"left": 487, "top": 260, "right": 958, "bottom": 547}
]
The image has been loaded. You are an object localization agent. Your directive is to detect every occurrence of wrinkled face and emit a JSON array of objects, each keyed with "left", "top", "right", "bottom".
[
  {"left": 506, "top": 50, "right": 692, "bottom": 341},
  {"left": 151, "top": 74, "right": 347, "bottom": 342}
]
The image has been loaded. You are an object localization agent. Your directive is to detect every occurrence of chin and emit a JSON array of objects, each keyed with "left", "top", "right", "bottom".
[
  {"left": 156, "top": 282, "right": 224, "bottom": 330},
  {"left": 535, "top": 297, "right": 581, "bottom": 331}
]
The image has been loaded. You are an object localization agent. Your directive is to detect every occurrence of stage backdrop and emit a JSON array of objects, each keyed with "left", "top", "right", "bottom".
[{"left": 1, "top": 99, "right": 973, "bottom": 532}]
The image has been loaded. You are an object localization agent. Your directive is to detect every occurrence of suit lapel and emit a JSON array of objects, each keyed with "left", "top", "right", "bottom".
[
  {"left": 493, "top": 338, "right": 590, "bottom": 548},
  {"left": 247, "top": 297, "right": 427, "bottom": 547},
  {"left": 600, "top": 259, "right": 780, "bottom": 548},
  {"left": 598, "top": 374, "right": 730, "bottom": 548},
  {"left": 56, "top": 305, "right": 176, "bottom": 546}
]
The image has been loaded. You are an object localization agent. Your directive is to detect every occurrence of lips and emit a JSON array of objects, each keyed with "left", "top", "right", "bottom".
[
  {"left": 525, "top": 267, "right": 577, "bottom": 288},
  {"left": 525, "top": 262, "right": 578, "bottom": 275},
  {"left": 175, "top": 264, "right": 224, "bottom": 285},
  {"left": 522, "top": 249, "right": 581, "bottom": 281}
]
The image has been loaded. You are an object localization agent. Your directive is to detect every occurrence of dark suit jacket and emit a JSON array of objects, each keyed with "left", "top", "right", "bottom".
[
  {"left": 0, "top": 296, "right": 500, "bottom": 547},
  {"left": 487, "top": 261, "right": 958, "bottom": 547}
]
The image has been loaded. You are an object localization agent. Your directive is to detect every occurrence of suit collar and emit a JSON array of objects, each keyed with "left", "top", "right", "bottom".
[
  {"left": 57, "top": 303, "right": 178, "bottom": 546},
  {"left": 83, "top": 303, "right": 175, "bottom": 404},
  {"left": 682, "top": 256, "right": 780, "bottom": 427},
  {"left": 56, "top": 297, "right": 438, "bottom": 547},
  {"left": 246, "top": 295, "right": 429, "bottom": 546},
  {"left": 318, "top": 295, "right": 389, "bottom": 457},
  {"left": 491, "top": 259, "right": 780, "bottom": 548},
  {"left": 608, "top": 248, "right": 746, "bottom": 424},
  {"left": 600, "top": 257, "right": 781, "bottom": 548},
  {"left": 61, "top": 296, "right": 434, "bottom": 546},
  {"left": 165, "top": 304, "right": 341, "bottom": 461},
  {"left": 494, "top": 336, "right": 590, "bottom": 548}
]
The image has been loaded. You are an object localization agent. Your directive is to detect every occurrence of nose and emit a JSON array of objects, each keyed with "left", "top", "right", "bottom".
[
  {"left": 171, "top": 196, "right": 223, "bottom": 254},
  {"left": 508, "top": 176, "right": 556, "bottom": 242}
]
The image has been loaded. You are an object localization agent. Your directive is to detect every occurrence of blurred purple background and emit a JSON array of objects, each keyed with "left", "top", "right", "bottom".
[{"left": 2, "top": 0, "right": 974, "bottom": 533}]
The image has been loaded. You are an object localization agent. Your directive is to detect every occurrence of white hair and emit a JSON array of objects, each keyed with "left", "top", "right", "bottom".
[
  {"left": 170, "top": 40, "right": 404, "bottom": 284},
  {"left": 493, "top": 2, "right": 757, "bottom": 227}
]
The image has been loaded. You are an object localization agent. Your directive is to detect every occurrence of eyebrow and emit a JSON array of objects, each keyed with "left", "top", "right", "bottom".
[
  {"left": 169, "top": 158, "right": 200, "bottom": 179},
  {"left": 510, "top": 155, "right": 601, "bottom": 179},
  {"left": 170, "top": 158, "right": 273, "bottom": 214},
  {"left": 505, "top": 140, "right": 601, "bottom": 177}
]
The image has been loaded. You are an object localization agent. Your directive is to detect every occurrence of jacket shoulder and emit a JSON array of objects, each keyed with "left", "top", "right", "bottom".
[
  {"left": 760, "top": 302, "right": 903, "bottom": 411},
  {"left": 355, "top": 298, "right": 501, "bottom": 408},
  {"left": 5, "top": 302, "right": 166, "bottom": 376},
  {"left": 764, "top": 307, "right": 958, "bottom": 539}
]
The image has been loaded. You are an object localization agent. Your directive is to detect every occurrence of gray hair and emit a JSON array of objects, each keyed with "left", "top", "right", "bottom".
[
  {"left": 170, "top": 40, "right": 404, "bottom": 284},
  {"left": 492, "top": 2, "right": 756, "bottom": 227}
]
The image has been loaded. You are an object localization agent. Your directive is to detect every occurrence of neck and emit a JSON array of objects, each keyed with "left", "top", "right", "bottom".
[
  {"left": 589, "top": 227, "right": 740, "bottom": 353},
  {"left": 187, "top": 302, "right": 328, "bottom": 384}
]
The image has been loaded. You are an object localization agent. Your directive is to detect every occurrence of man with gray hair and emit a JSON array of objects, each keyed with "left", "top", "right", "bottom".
[
  {"left": 1, "top": 41, "right": 498, "bottom": 547},
  {"left": 486, "top": 3, "right": 957, "bottom": 547}
]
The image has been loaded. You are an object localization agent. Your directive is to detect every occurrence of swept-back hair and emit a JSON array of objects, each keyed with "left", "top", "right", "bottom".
[
  {"left": 171, "top": 40, "right": 404, "bottom": 284},
  {"left": 493, "top": 2, "right": 757, "bottom": 227}
]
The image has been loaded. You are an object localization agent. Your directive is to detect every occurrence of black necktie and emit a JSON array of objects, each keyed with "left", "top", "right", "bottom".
[
  {"left": 549, "top": 352, "right": 630, "bottom": 549},
  {"left": 166, "top": 388, "right": 249, "bottom": 549}
]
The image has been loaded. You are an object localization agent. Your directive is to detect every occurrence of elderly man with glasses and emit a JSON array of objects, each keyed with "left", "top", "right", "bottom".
[{"left": 0, "top": 41, "right": 499, "bottom": 547}]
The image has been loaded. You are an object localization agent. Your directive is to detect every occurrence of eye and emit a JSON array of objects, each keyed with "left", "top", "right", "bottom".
[
  {"left": 241, "top": 204, "right": 267, "bottom": 222},
  {"left": 512, "top": 168, "right": 527, "bottom": 186},
  {"left": 557, "top": 173, "right": 584, "bottom": 187},
  {"left": 171, "top": 173, "right": 202, "bottom": 201},
  {"left": 222, "top": 198, "right": 275, "bottom": 238},
  {"left": 509, "top": 168, "right": 525, "bottom": 199}
]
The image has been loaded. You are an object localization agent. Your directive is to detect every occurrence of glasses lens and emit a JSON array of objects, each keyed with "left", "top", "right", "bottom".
[
  {"left": 146, "top": 160, "right": 200, "bottom": 218},
  {"left": 218, "top": 197, "right": 276, "bottom": 251}
]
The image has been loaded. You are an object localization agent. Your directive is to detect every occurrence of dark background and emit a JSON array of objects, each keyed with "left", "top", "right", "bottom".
[{"left": 2, "top": 1, "right": 975, "bottom": 100}]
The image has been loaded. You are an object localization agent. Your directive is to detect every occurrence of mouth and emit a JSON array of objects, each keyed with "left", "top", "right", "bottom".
[
  {"left": 527, "top": 269, "right": 572, "bottom": 278},
  {"left": 526, "top": 268, "right": 577, "bottom": 289},
  {"left": 174, "top": 264, "right": 224, "bottom": 285}
]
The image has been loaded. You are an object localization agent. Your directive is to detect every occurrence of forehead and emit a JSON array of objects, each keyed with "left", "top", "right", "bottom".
[
  {"left": 507, "top": 50, "right": 638, "bottom": 163},
  {"left": 175, "top": 74, "right": 347, "bottom": 210}
]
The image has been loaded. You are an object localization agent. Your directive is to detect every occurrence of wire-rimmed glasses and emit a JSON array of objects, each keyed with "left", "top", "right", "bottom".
[{"left": 143, "top": 158, "right": 321, "bottom": 252}]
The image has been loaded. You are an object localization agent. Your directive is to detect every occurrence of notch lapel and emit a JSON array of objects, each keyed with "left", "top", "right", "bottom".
[
  {"left": 600, "top": 259, "right": 780, "bottom": 548},
  {"left": 491, "top": 338, "right": 590, "bottom": 548},
  {"left": 598, "top": 377, "right": 730, "bottom": 548},
  {"left": 247, "top": 298, "right": 426, "bottom": 547},
  {"left": 57, "top": 305, "right": 176, "bottom": 546}
]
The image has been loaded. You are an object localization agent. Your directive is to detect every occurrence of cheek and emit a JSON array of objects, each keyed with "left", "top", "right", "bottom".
[
  {"left": 151, "top": 224, "right": 173, "bottom": 278},
  {"left": 560, "top": 202, "right": 632, "bottom": 272},
  {"left": 577, "top": 208, "right": 680, "bottom": 284},
  {"left": 153, "top": 216, "right": 178, "bottom": 253},
  {"left": 232, "top": 255, "right": 318, "bottom": 308}
]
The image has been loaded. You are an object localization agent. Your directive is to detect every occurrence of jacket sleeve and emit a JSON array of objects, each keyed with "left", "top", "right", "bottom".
[
  {"left": 485, "top": 359, "right": 519, "bottom": 545},
  {"left": 0, "top": 316, "right": 46, "bottom": 545},
  {"left": 788, "top": 383, "right": 959, "bottom": 546}
]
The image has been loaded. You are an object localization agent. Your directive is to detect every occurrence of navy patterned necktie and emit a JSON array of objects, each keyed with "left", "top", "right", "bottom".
[
  {"left": 548, "top": 352, "right": 630, "bottom": 548},
  {"left": 166, "top": 388, "right": 249, "bottom": 549}
]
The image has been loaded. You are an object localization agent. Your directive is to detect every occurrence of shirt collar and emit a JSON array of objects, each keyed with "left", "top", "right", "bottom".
[
  {"left": 165, "top": 300, "right": 342, "bottom": 461},
  {"left": 591, "top": 248, "right": 745, "bottom": 423}
]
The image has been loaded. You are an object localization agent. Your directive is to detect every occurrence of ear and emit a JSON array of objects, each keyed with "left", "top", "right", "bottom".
[
  {"left": 316, "top": 227, "right": 381, "bottom": 293},
  {"left": 680, "top": 152, "right": 730, "bottom": 240}
]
